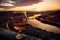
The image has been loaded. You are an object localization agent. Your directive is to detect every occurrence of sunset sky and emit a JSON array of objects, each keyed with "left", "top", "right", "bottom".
[{"left": 0, "top": 0, "right": 60, "bottom": 11}]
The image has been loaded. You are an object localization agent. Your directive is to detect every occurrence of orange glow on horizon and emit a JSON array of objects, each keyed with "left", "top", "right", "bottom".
[{"left": 0, "top": 0, "right": 60, "bottom": 12}]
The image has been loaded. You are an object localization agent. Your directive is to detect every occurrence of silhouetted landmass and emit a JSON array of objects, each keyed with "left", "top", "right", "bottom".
[
  {"left": 0, "top": 24, "right": 60, "bottom": 40},
  {"left": 36, "top": 10, "right": 60, "bottom": 28},
  {"left": 0, "top": 10, "right": 60, "bottom": 40},
  {"left": 22, "top": 24, "right": 60, "bottom": 40}
]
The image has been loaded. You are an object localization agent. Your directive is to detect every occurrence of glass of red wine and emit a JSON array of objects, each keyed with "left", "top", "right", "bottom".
[{"left": 6, "top": 11, "right": 27, "bottom": 32}]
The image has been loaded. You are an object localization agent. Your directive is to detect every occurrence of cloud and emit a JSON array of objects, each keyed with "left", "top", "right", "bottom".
[
  {"left": 0, "top": 0, "right": 43, "bottom": 6},
  {"left": 13, "top": 0, "right": 43, "bottom": 6},
  {"left": 0, "top": 0, "right": 60, "bottom": 11}
]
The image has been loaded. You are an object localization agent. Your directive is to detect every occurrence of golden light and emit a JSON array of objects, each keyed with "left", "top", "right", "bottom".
[{"left": 0, "top": 0, "right": 60, "bottom": 11}]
